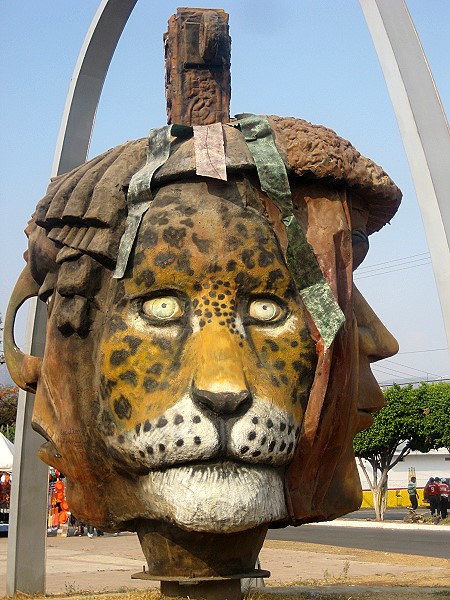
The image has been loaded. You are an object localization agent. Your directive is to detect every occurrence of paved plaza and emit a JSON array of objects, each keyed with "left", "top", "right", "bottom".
[{"left": 0, "top": 519, "right": 449, "bottom": 596}]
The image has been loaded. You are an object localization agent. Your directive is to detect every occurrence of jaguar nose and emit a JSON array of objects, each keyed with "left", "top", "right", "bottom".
[
  {"left": 192, "top": 387, "right": 251, "bottom": 416},
  {"left": 191, "top": 321, "right": 251, "bottom": 416}
]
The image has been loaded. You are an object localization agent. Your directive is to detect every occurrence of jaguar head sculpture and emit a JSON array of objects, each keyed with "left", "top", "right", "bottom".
[{"left": 5, "top": 116, "right": 400, "bottom": 577}]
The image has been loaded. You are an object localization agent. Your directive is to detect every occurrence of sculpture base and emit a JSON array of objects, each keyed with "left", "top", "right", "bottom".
[
  {"left": 135, "top": 519, "right": 269, "bottom": 578},
  {"left": 161, "top": 578, "right": 241, "bottom": 599},
  {"left": 132, "top": 570, "right": 270, "bottom": 600}
]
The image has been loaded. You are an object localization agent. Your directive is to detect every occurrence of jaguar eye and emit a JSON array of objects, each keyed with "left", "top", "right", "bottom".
[
  {"left": 142, "top": 296, "right": 183, "bottom": 321},
  {"left": 248, "top": 299, "right": 283, "bottom": 322}
]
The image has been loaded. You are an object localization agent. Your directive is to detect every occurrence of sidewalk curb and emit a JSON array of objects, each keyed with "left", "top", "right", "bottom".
[{"left": 313, "top": 518, "right": 450, "bottom": 532}]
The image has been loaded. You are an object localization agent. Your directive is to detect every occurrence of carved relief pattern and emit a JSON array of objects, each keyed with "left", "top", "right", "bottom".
[
  {"left": 164, "top": 8, "right": 231, "bottom": 126},
  {"left": 185, "top": 70, "right": 229, "bottom": 125}
]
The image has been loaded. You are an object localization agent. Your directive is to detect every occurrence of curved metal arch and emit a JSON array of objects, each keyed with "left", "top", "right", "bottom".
[
  {"left": 7, "top": 1, "right": 138, "bottom": 595},
  {"left": 360, "top": 0, "right": 450, "bottom": 354},
  {"left": 52, "top": 0, "right": 138, "bottom": 176}
]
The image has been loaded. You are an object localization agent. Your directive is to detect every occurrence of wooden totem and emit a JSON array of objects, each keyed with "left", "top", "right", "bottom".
[{"left": 164, "top": 8, "right": 231, "bottom": 126}]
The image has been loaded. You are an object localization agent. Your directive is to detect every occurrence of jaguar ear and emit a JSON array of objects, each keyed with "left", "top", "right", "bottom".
[{"left": 4, "top": 266, "right": 43, "bottom": 393}]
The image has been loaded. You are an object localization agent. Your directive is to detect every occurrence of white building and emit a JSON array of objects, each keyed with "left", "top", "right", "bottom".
[{"left": 358, "top": 448, "right": 450, "bottom": 491}]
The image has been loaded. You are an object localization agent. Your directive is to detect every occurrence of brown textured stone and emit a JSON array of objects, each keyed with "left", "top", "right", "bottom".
[
  {"left": 6, "top": 78, "right": 402, "bottom": 595},
  {"left": 137, "top": 520, "right": 268, "bottom": 578},
  {"left": 55, "top": 294, "right": 90, "bottom": 336},
  {"left": 267, "top": 115, "right": 401, "bottom": 234},
  {"left": 57, "top": 255, "right": 101, "bottom": 298},
  {"left": 164, "top": 8, "right": 231, "bottom": 126}
]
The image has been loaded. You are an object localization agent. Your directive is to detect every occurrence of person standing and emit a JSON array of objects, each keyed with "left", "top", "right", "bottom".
[
  {"left": 423, "top": 477, "right": 434, "bottom": 503},
  {"left": 407, "top": 476, "right": 419, "bottom": 510},
  {"left": 425, "top": 477, "right": 441, "bottom": 517},
  {"left": 74, "top": 519, "right": 85, "bottom": 536},
  {"left": 87, "top": 524, "right": 104, "bottom": 537},
  {"left": 438, "top": 478, "right": 449, "bottom": 519}
]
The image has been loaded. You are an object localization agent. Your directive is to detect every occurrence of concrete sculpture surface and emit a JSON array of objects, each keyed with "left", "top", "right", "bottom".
[{"left": 5, "top": 7, "right": 401, "bottom": 598}]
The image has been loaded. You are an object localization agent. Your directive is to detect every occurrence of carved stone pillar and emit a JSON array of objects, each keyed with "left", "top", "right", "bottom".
[{"left": 164, "top": 8, "right": 231, "bottom": 126}]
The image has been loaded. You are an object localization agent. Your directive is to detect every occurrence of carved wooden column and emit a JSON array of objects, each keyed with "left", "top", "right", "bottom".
[{"left": 164, "top": 8, "right": 231, "bottom": 126}]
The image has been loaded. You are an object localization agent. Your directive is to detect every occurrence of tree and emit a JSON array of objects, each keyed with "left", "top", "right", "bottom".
[
  {"left": 0, "top": 314, "right": 18, "bottom": 441},
  {"left": 0, "top": 385, "right": 18, "bottom": 442},
  {"left": 353, "top": 384, "right": 433, "bottom": 521},
  {"left": 0, "top": 314, "right": 4, "bottom": 365},
  {"left": 418, "top": 381, "right": 450, "bottom": 453}
]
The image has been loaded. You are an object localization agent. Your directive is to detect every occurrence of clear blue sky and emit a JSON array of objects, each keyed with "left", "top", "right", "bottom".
[{"left": 1, "top": 0, "right": 449, "bottom": 385}]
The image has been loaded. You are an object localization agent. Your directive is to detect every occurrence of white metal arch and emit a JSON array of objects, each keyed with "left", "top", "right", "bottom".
[{"left": 359, "top": 0, "right": 450, "bottom": 357}]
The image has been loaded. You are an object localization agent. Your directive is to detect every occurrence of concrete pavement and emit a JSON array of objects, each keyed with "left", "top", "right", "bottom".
[
  {"left": 0, "top": 514, "right": 448, "bottom": 596},
  {"left": 320, "top": 514, "right": 450, "bottom": 532}
]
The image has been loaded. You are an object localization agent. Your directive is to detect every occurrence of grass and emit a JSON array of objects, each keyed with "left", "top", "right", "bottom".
[
  {"left": 402, "top": 510, "right": 450, "bottom": 526},
  {"left": 4, "top": 587, "right": 450, "bottom": 600}
]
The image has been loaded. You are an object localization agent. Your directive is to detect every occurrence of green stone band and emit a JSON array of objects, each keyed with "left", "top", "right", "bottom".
[
  {"left": 235, "top": 114, "right": 292, "bottom": 217},
  {"left": 235, "top": 114, "right": 345, "bottom": 347},
  {"left": 114, "top": 125, "right": 191, "bottom": 279}
]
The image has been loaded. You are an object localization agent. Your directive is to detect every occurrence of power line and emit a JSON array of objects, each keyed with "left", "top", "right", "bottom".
[
  {"left": 354, "top": 252, "right": 432, "bottom": 280},
  {"left": 372, "top": 365, "right": 421, "bottom": 379},
  {"left": 372, "top": 365, "right": 420, "bottom": 379},
  {"left": 357, "top": 256, "right": 431, "bottom": 275},
  {"left": 373, "top": 360, "right": 449, "bottom": 382},
  {"left": 373, "top": 363, "right": 448, "bottom": 381},
  {"left": 356, "top": 252, "right": 430, "bottom": 272},
  {"left": 356, "top": 258, "right": 431, "bottom": 276},
  {"left": 383, "top": 359, "right": 445, "bottom": 380},
  {"left": 372, "top": 362, "right": 448, "bottom": 380},
  {"left": 355, "top": 261, "right": 431, "bottom": 280},
  {"left": 397, "top": 348, "right": 448, "bottom": 355},
  {"left": 374, "top": 374, "right": 411, "bottom": 382}
]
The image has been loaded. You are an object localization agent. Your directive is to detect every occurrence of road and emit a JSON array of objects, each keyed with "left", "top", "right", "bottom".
[
  {"left": 266, "top": 522, "right": 450, "bottom": 559},
  {"left": 345, "top": 508, "right": 412, "bottom": 521}
]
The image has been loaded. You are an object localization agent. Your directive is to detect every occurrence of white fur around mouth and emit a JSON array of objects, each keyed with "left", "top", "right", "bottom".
[
  {"left": 141, "top": 461, "right": 288, "bottom": 533},
  {"left": 112, "top": 395, "right": 301, "bottom": 470}
]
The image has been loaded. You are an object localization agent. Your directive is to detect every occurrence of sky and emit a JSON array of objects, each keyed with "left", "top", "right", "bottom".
[{"left": 1, "top": 0, "right": 449, "bottom": 386}]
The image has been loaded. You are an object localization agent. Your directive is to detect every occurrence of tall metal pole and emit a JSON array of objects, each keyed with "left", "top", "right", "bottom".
[
  {"left": 6, "top": 301, "right": 49, "bottom": 596},
  {"left": 6, "top": 1, "right": 138, "bottom": 594},
  {"left": 360, "top": 0, "right": 450, "bottom": 354}
]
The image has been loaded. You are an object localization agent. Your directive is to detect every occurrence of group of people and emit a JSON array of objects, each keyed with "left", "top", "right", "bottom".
[
  {"left": 72, "top": 518, "right": 104, "bottom": 538},
  {"left": 72, "top": 516, "right": 120, "bottom": 538},
  {"left": 408, "top": 476, "right": 449, "bottom": 519}
]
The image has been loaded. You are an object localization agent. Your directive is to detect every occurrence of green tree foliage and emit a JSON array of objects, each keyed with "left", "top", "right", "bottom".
[
  {"left": 0, "top": 423, "right": 15, "bottom": 443},
  {"left": 0, "top": 314, "right": 4, "bottom": 365},
  {"left": 353, "top": 383, "right": 449, "bottom": 520},
  {"left": 0, "top": 385, "right": 18, "bottom": 442},
  {"left": 417, "top": 381, "right": 450, "bottom": 452}
]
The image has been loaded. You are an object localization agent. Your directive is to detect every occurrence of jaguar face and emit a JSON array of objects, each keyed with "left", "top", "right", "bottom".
[{"left": 97, "top": 181, "right": 317, "bottom": 532}]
